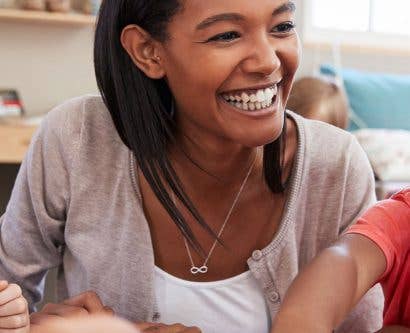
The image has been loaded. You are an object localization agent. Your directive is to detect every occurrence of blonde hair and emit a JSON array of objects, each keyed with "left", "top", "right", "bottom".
[{"left": 287, "top": 77, "right": 349, "bottom": 129}]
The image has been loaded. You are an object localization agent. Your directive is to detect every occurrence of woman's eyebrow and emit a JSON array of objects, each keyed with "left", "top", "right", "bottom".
[
  {"left": 273, "top": 1, "right": 296, "bottom": 16},
  {"left": 195, "top": 1, "right": 296, "bottom": 31},
  {"left": 196, "top": 13, "right": 245, "bottom": 31}
]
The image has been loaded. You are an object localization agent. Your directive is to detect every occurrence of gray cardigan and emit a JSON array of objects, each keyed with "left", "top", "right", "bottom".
[{"left": 0, "top": 95, "right": 383, "bottom": 332}]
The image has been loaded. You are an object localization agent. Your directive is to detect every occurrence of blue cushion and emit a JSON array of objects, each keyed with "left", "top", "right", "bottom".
[{"left": 320, "top": 64, "right": 410, "bottom": 131}]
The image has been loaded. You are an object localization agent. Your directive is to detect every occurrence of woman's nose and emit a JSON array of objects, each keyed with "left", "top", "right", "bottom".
[{"left": 240, "top": 36, "right": 281, "bottom": 76}]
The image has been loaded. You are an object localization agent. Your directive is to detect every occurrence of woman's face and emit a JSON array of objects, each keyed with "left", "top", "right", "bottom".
[{"left": 160, "top": 0, "right": 300, "bottom": 148}]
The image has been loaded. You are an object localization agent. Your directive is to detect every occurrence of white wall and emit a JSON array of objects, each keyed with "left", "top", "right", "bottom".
[
  {"left": 0, "top": 0, "right": 97, "bottom": 115},
  {"left": 1, "top": 0, "right": 409, "bottom": 116},
  {"left": 294, "top": 0, "right": 410, "bottom": 78},
  {"left": 298, "top": 46, "right": 410, "bottom": 78}
]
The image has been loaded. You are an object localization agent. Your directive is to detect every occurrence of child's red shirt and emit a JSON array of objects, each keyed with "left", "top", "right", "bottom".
[{"left": 347, "top": 188, "right": 410, "bottom": 327}]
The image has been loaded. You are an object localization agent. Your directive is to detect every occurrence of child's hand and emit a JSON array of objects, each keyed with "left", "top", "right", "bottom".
[{"left": 0, "top": 280, "right": 29, "bottom": 333}]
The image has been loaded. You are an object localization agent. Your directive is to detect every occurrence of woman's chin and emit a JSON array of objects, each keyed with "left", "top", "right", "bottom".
[
  {"left": 241, "top": 118, "right": 285, "bottom": 147},
  {"left": 232, "top": 127, "right": 284, "bottom": 148}
]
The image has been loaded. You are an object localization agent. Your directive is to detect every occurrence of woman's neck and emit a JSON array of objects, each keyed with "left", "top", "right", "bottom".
[
  {"left": 168, "top": 135, "right": 261, "bottom": 189},
  {"left": 167, "top": 116, "right": 297, "bottom": 195}
]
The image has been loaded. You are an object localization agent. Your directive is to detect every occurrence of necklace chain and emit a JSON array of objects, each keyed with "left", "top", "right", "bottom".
[{"left": 177, "top": 153, "right": 257, "bottom": 275}]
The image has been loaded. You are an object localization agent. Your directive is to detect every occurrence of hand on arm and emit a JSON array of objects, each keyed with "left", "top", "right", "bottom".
[
  {"left": 0, "top": 281, "right": 29, "bottom": 333},
  {"left": 28, "top": 291, "right": 202, "bottom": 333},
  {"left": 36, "top": 318, "right": 202, "bottom": 333},
  {"left": 30, "top": 290, "right": 113, "bottom": 331},
  {"left": 32, "top": 315, "right": 140, "bottom": 333},
  {"left": 271, "top": 234, "right": 386, "bottom": 333}
]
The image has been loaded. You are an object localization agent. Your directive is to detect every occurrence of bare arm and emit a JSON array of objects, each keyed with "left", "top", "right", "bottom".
[{"left": 271, "top": 234, "right": 386, "bottom": 333}]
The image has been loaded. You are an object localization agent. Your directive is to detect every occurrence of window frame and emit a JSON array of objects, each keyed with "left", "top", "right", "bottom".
[{"left": 302, "top": 0, "right": 410, "bottom": 52}]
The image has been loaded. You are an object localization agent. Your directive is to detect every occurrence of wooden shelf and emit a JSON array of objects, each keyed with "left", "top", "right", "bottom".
[
  {"left": 0, "top": 8, "right": 95, "bottom": 26},
  {"left": 0, "top": 122, "right": 38, "bottom": 164}
]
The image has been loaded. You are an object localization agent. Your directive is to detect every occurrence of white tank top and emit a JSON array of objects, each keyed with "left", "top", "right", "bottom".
[{"left": 154, "top": 266, "right": 271, "bottom": 333}]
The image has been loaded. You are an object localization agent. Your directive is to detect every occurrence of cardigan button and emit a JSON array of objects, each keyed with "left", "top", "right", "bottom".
[
  {"left": 269, "top": 291, "right": 280, "bottom": 303},
  {"left": 252, "top": 250, "right": 263, "bottom": 261}
]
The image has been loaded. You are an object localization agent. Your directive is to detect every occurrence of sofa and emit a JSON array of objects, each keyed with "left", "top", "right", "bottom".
[{"left": 320, "top": 65, "right": 410, "bottom": 199}]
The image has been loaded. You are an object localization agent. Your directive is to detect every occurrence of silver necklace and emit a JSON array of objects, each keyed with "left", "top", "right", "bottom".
[{"left": 177, "top": 153, "right": 257, "bottom": 275}]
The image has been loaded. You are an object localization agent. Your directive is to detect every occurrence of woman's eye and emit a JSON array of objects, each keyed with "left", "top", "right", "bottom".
[
  {"left": 207, "top": 31, "right": 240, "bottom": 43},
  {"left": 272, "top": 21, "right": 296, "bottom": 34}
]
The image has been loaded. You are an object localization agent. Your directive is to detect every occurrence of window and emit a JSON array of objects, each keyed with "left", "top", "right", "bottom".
[{"left": 303, "top": 0, "right": 410, "bottom": 50}]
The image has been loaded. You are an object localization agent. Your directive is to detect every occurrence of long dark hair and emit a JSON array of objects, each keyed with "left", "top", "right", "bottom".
[{"left": 94, "top": 0, "right": 287, "bottom": 254}]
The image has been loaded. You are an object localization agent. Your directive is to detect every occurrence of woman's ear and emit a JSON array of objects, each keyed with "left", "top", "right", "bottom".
[{"left": 121, "top": 25, "right": 165, "bottom": 79}]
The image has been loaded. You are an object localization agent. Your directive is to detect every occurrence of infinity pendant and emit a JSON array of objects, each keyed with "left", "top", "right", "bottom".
[{"left": 190, "top": 265, "right": 208, "bottom": 274}]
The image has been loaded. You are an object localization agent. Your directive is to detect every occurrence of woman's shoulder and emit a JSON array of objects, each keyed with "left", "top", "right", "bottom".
[
  {"left": 288, "top": 110, "right": 355, "bottom": 145},
  {"left": 288, "top": 110, "right": 363, "bottom": 165},
  {"left": 45, "top": 94, "right": 115, "bottom": 131},
  {"left": 33, "top": 95, "right": 127, "bottom": 172},
  {"left": 42, "top": 94, "right": 123, "bottom": 147}
]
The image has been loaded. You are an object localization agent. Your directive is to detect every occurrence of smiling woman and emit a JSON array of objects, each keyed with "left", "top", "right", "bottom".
[{"left": 0, "top": 1, "right": 383, "bottom": 333}]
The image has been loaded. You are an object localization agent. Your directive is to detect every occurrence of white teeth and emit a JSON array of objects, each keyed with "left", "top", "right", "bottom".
[
  {"left": 241, "top": 92, "right": 250, "bottom": 103},
  {"left": 265, "top": 88, "right": 273, "bottom": 101},
  {"left": 222, "top": 84, "right": 279, "bottom": 111},
  {"left": 256, "top": 90, "right": 265, "bottom": 103},
  {"left": 249, "top": 94, "right": 257, "bottom": 103}
]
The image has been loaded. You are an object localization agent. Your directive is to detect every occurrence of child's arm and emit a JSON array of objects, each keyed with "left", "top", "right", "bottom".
[
  {"left": 0, "top": 280, "right": 29, "bottom": 333},
  {"left": 271, "top": 233, "right": 386, "bottom": 333}
]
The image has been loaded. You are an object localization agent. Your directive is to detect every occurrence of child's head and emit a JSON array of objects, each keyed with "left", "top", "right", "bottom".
[{"left": 287, "top": 77, "right": 349, "bottom": 129}]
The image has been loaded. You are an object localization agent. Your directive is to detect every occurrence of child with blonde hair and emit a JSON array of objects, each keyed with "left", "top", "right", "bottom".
[{"left": 287, "top": 76, "right": 349, "bottom": 129}]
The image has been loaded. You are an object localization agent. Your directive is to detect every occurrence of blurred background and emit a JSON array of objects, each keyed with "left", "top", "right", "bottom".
[
  {"left": 298, "top": 0, "right": 410, "bottom": 75},
  {"left": 0, "top": 0, "right": 100, "bottom": 214},
  {"left": 294, "top": 0, "right": 410, "bottom": 198},
  {"left": 0, "top": 0, "right": 409, "bottom": 302}
]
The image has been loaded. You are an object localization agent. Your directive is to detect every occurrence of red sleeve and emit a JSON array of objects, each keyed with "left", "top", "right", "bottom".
[{"left": 346, "top": 188, "right": 410, "bottom": 280}]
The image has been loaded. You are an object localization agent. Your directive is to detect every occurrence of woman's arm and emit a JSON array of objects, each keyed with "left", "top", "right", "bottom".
[
  {"left": 0, "top": 104, "right": 79, "bottom": 308},
  {"left": 272, "top": 234, "right": 386, "bottom": 333}
]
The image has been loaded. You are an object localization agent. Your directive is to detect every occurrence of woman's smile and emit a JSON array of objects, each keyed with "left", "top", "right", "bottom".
[{"left": 218, "top": 80, "right": 282, "bottom": 116}]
